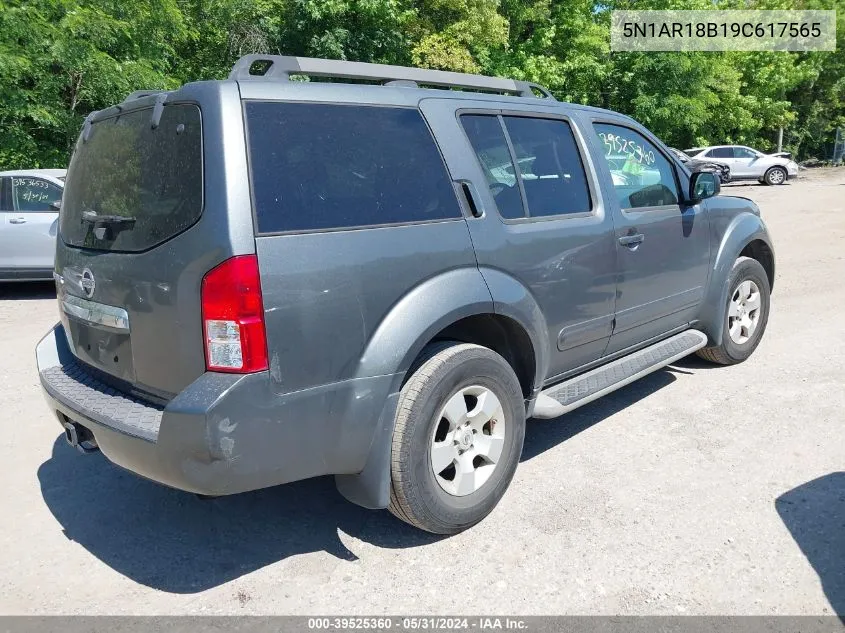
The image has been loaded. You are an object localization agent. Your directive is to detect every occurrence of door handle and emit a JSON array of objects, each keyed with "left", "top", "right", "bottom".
[
  {"left": 9, "top": 217, "right": 26, "bottom": 224},
  {"left": 619, "top": 233, "right": 644, "bottom": 248}
]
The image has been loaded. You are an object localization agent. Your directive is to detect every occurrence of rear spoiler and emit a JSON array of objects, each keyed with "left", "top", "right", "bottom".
[{"left": 769, "top": 151, "right": 793, "bottom": 159}]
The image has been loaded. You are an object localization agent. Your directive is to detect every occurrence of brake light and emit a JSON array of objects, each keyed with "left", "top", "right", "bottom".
[{"left": 201, "top": 255, "right": 268, "bottom": 373}]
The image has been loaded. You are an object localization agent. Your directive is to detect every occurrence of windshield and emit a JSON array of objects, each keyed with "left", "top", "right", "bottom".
[
  {"left": 60, "top": 104, "right": 203, "bottom": 252},
  {"left": 685, "top": 148, "right": 705, "bottom": 157}
]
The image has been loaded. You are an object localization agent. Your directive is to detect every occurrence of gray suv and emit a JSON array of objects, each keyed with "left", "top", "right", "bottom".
[{"left": 36, "top": 56, "right": 775, "bottom": 534}]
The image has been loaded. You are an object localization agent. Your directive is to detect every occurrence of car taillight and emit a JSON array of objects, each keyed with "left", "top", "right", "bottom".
[{"left": 201, "top": 255, "right": 268, "bottom": 373}]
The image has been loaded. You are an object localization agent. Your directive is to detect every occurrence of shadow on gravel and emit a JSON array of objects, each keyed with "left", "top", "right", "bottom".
[
  {"left": 38, "top": 368, "right": 677, "bottom": 594},
  {"left": 522, "top": 369, "right": 676, "bottom": 461},
  {"left": 38, "top": 436, "right": 440, "bottom": 594},
  {"left": 0, "top": 281, "right": 55, "bottom": 300},
  {"left": 776, "top": 472, "right": 845, "bottom": 619}
]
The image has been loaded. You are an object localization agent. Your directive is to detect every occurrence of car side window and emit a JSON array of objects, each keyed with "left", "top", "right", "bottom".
[
  {"left": 709, "top": 147, "right": 734, "bottom": 159},
  {"left": 461, "top": 114, "right": 592, "bottom": 219},
  {"left": 593, "top": 123, "right": 679, "bottom": 209},
  {"left": 11, "top": 177, "right": 62, "bottom": 212},
  {"left": 0, "top": 177, "right": 10, "bottom": 210},
  {"left": 734, "top": 147, "right": 757, "bottom": 159},
  {"left": 460, "top": 114, "right": 527, "bottom": 219},
  {"left": 501, "top": 116, "right": 592, "bottom": 217},
  {"left": 246, "top": 102, "right": 462, "bottom": 233}
]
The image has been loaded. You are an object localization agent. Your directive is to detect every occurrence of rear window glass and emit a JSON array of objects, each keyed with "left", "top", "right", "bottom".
[
  {"left": 61, "top": 104, "right": 203, "bottom": 252},
  {"left": 245, "top": 102, "right": 461, "bottom": 233}
]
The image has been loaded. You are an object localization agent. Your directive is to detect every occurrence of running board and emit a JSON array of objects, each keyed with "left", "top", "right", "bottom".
[{"left": 532, "top": 329, "right": 708, "bottom": 419}]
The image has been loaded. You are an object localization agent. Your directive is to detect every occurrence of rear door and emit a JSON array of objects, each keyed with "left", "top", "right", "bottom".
[
  {"left": 2, "top": 175, "right": 61, "bottom": 270},
  {"left": 54, "top": 83, "right": 252, "bottom": 400},
  {"left": 589, "top": 120, "right": 710, "bottom": 353},
  {"left": 704, "top": 146, "right": 735, "bottom": 173},
  {"left": 421, "top": 99, "right": 618, "bottom": 382}
]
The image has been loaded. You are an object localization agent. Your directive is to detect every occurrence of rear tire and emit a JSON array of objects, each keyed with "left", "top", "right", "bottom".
[
  {"left": 697, "top": 256, "right": 770, "bottom": 365},
  {"left": 764, "top": 166, "right": 787, "bottom": 185},
  {"left": 388, "top": 342, "right": 525, "bottom": 534}
]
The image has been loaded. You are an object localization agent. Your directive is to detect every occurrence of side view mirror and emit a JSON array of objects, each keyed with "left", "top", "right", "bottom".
[
  {"left": 50, "top": 200, "right": 62, "bottom": 211},
  {"left": 689, "top": 171, "right": 720, "bottom": 202}
]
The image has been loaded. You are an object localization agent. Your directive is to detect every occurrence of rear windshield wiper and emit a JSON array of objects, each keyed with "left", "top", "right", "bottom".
[{"left": 81, "top": 210, "right": 137, "bottom": 227}]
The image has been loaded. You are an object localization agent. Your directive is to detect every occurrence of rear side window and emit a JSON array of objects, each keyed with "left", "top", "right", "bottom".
[
  {"left": 708, "top": 147, "right": 734, "bottom": 158},
  {"left": 461, "top": 114, "right": 592, "bottom": 220},
  {"left": 460, "top": 115, "right": 526, "bottom": 219},
  {"left": 61, "top": 104, "right": 203, "bottom": 252},
  {"left": 245, "top": 102, "right": 461, "bottom": 233},
  {"left": 11, "top": 177, "right": 62, "bottom": 212},
  {"left": 502, "top": 116, "right": 592, "bottom": 217}
]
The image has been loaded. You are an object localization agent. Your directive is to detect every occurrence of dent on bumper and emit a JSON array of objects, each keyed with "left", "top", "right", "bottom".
[{"left": 36, "top": 324, "right": 395, "bottom": 496}]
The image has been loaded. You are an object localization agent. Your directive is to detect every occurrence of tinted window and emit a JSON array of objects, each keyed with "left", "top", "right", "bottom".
[
  {"left": 460, "top": 115, "right": 526, "bottom": 219},
  {"left": 11, "top": 177, "right": 62, "bottom": 212},
  {"left": 246, "top": 102, "right": 461, "bottom": 233},
  {"left": 708, "top": 147, "right": 734, "bottom": 158},
  {"left": 593, "top": 123, "right": 679, "bottom": 209},
  {"left": 503, "top": 117, "right": 591, "bottom": 217},
  {"left": 685, "top": 148, "right": 705, "bottom": 157},
  {"left": 734, "top": 147, "right": 758, "bottom": 159},
  {"left": 61, "top": 104, "right": 203, "bottom": 252}
]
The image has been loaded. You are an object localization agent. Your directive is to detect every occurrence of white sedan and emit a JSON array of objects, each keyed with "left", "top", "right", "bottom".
[
  {"left": 0, "top": 168, "right": 65, "bottom": 281},
  {"left": 685, "top": 145, "right": 799, "bottom": 185}
]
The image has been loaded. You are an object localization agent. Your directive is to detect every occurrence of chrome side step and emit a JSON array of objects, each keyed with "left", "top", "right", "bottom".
[{"left": 532, "top": 329, "right": 708, "bottom": 419}]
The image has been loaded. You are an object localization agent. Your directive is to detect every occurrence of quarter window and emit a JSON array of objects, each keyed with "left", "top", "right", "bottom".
[
  {"left": 593, "top": 123, "right": 679, "bottom": 209},
  {"left": 246, "top": 102, "right": 461, "bottom": 233},
  {"left": 11, "top": 177, "right": 62, "bottom": 212}
]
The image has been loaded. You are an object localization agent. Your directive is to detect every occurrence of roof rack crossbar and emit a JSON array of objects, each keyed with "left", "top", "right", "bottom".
[{"left": 229, "top": 55, "right": 554, "bottom": 100}]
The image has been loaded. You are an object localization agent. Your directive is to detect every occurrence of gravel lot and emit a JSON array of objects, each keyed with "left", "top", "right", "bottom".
[{"left": 1, "top": 168, "right": 843, "bottom": 616}]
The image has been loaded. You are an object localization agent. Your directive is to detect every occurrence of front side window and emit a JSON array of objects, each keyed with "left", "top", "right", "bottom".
[
  {"left": 734, "top": 147, "right": 758, "bottom": 159},
  {"left": 245, "top": 102, "right": 461, "bottom": 233},
  {"left": 593, "top": 123, "right": 679, "bottom": 210},
  {"left": 11, "top": 177, "right": 62, "bottom": 212}
]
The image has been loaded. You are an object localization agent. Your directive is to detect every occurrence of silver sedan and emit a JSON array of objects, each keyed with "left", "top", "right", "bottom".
[
  {"left": 0, "top": 169, "right": 65, "bottom": 281},
  {"left": 685, "top": 145, "right": 799, "bottom": 185}
]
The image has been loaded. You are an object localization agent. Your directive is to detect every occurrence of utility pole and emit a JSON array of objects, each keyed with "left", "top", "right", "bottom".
[{"left": 777, "top": 127, "right": 783, "bottom": 153}]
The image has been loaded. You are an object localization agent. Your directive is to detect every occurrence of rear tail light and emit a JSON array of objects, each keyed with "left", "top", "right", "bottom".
[{"left": 201, "top": 255, "right": 268, "bottom": 373}]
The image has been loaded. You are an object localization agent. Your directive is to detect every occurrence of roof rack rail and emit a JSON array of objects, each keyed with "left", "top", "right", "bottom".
[{"left": 229, "top": 54, "right": 554, "bottom": 100}]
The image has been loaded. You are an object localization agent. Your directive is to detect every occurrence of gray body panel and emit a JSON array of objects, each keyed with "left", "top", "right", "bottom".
[{"left": 37, "top": 67, "right": 775, "bottom": 508}]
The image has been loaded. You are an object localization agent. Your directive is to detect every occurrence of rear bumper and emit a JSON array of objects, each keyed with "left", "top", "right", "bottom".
[{"left": 37, "top": 324, "right": 397, "bottom": 496}]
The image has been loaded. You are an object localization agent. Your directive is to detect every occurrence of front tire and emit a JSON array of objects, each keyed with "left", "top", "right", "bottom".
[
  {"left": 388, "top": 342, "right": 526, "bottom": 534},
  {"left": 697, "top": 256, "right": 771, "bottom": 365},
  {"left": 764, "top": 166, "right": 787, "bottom": 185}
]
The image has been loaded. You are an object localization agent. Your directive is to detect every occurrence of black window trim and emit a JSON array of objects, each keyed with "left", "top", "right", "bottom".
[
  {"left": 10, "top": 175, "right": 63, "bottom": 213},
  {"left": 457, "top": 108, "right": 600, "bottom": 225},
  {"left": 589, "top": 116, "right": 684, "bottom": 213},
  {"left": 242, "top": 99, "right": 465, "bottom": 237}
]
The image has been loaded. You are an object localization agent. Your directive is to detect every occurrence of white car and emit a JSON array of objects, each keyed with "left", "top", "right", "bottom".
[
  {"left": 0, "top": 168, "right": 65, "bottom": 281},
  {"left": 684, "top": 145, "right": 799, "bottom": 185}
]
